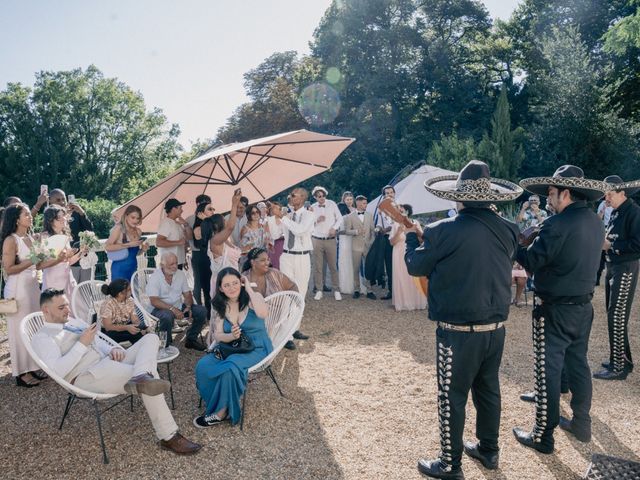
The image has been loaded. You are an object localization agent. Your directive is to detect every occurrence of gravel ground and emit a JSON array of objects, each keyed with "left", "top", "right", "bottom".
[{"left": 0, "top": 284, "right": 639, "bottom": 480}]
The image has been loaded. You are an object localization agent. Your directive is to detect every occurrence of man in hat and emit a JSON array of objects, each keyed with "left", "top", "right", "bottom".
[
  {"left": 157, "top": 198, "right": 192, "bottom": 270},
  {"left": 593, "top": 176, "right": 640, "bottom": 380},
  {"left": 310, "top": 186, "right": 343, "bottom": 301},
  {"left": 513, "top": 165, "right": 605, "bottom": 453},
  {"left": 405, "top": 160, "right": 521, "bottom": 479}
]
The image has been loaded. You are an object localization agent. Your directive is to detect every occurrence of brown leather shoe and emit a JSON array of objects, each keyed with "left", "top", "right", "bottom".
[
  {"left": 160, "top": 432, "right": 202, "bottom": 455},
  {"left": 124, "top": 373, "right": 171, "bottom": 396}
]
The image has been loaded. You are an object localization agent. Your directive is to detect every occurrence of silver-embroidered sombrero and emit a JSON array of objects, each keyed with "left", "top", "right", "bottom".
[
  {"left": 604, "top": 175, "right": 640, "bottom": 196},
  {"left": 423, "top": 160, "right": 523, "bottom": 203},
  {"left": 520, "top": 165, "right": 606, "bottom": 202}
]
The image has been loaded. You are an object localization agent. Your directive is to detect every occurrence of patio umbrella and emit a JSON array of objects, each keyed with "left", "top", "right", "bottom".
[
  {"left": 113, "top": 129, "right": 355, "bottom": 232},
  {"left": 366, "top": 164, "right": 457, "bottom": 217}
]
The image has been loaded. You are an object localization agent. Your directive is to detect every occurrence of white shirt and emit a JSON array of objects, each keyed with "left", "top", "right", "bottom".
[
  {"left": 157, "top": 217, "right": 186, "bottom": 264},
  {"left": 311, "top": 199, "right": 342, "bottom": 237},
  {"left": 375, "top": 210, "right": 394, "bottom": 232},
  {"left": 146, "top": 268, "right": 190, "bottom": 309},
  {"left": 224, "top": 213, "right": 248, "bottom": 246},
  {"left": 598, "top": 200, "right": 613, "bottom": 226},
  {"left": 31, "top": 317, "right": 115, "bottom": 380},
  {"left": 280, "top": 207, "right": 315, "bottom": 252},
  {"left": 266, "top": 215, "right": 285, "bottom": 242}
]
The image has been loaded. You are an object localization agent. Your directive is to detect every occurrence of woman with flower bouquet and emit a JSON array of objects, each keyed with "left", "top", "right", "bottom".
[
  {"left": 1, "top": 203, "right": 58, "bottom": 388},
  {"left": 39, "top": 205, "right": 86, "bottom": 313}
]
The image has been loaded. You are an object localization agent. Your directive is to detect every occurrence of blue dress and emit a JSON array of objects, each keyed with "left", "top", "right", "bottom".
[
  {"left": 110, "top": 246, "right": 139, "bottom": 282},
  {"left": 195, "top": 308, "right": 273, "bottom": 424}
]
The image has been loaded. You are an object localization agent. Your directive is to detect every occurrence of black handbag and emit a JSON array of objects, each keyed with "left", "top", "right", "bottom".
[{"left": 213, "top": 332, "right": 255, "bottom": 359}]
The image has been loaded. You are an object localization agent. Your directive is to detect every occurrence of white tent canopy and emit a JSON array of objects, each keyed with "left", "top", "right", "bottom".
[{"left": 367, "top": 164, "right": 457, "bottom": 216}]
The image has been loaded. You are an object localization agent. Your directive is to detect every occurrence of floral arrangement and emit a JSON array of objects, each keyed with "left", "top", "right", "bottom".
[
  {"left": 28, "top": 238, "right": 57, "bottom": 264},
  {"left": 79, "top": 231, "right": 101, "bottom": 250}
]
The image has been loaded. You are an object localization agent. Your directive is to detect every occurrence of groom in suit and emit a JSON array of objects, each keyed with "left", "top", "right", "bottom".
[{"left": 344, "top": 195, "right": 376, "bottom": 299}]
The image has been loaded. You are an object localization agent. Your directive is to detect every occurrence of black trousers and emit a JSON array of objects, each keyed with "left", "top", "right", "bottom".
[
  {"left": 435, "top": 326, "right": 505, "bottom": 471},
  {"left": 102, "top": 328, "right": 143, "bottom": 345},
  {"left": 531, "top": 301, "right": 593, "bottom": 447},
  {"left": 383, "top": 234, "right": 393, "bottom": 292},
  {"left": 596, "top": 251, "right": 606, "bottom": 284},
  {"left": 191, "top": 249, "right": 212, "bottom": 319},
  {"left": 605, "top": 261, "right": 639, "bottom": 372}
]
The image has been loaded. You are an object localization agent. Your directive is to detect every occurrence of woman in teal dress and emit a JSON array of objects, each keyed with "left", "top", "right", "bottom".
[{"left": 194, "top": 267, "right": 272, "bottom": 427}]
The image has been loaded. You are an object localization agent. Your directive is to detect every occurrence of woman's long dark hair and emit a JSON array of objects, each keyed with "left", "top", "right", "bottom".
[
  {"left": 100, "top": 278, "right": 130, "bottom": 298},
  {"left": 0, "top": 203, "right": 29, "bottom": 247},
  {"left": 200, "top": 213, "right": 225, "bottom": 244},
  {"left": 43, "top": 205, "right": 70, "bottom": 236},
  {"left": 211, "top": 267, "right": 250, "bottom": 319},
  {"left": 242, "top": 247, "right": 267, "bottom": 273}
]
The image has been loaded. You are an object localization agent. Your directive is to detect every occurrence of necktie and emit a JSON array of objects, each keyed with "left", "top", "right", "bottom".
[
  {"left": 287, "top": 212, "right": 297, "bottom": 249},
  {"left": 317, "top": 204, "right": 325, "bottom": 208}
]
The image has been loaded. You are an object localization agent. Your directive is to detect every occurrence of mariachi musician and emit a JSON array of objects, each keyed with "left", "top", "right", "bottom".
[{"left": 405, "top": 160, "right": 521, "bottom": 479}]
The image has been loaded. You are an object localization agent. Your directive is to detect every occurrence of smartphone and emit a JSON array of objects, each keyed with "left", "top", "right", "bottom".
[
  {"left": 234, "top": 188, "right": 241, "bottom": 195},
  {"left": 40, "top": 184, "right": 48, "bottom": 196},
  {"left": 68, "top": 194, "right": 76, "bottom": 204},
  {"left": 139, "top": 236, "right": 147, "bottom": 242}
]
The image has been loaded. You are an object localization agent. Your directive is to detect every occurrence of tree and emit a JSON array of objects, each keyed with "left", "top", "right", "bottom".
[{"left": 426, "top": 131, "right": 477, "bottom": 172}]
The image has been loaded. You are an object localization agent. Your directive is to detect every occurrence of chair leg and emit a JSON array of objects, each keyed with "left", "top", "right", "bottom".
[
  {"left": 59, "top": 394, "right": 76, "bottom": 430},
  {"left": 165, "top": 363, "right": 175, "bottom": 410},
  {"left": 130, "top": 395, "right": 134, "bottom": 412},
  {"left": 266, "top": 366, "right": 285, "bottom": 397},
  {"left": 240, "top": 381, "right": 249, "bottom": 431},
  {"left": 93, "top": 400, "right": 109, "bottom": 464}
]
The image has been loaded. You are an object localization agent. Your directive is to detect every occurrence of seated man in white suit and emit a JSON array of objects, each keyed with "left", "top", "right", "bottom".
[{"left": 31, "top": 288, "right": 202, "bottom": 455}]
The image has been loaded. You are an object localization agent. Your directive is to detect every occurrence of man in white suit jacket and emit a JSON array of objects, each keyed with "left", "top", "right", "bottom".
[{"left": 343, "top": 195, "right": 376, "bottom": 299}]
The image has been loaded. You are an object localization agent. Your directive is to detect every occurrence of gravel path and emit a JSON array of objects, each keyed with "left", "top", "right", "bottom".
[{"left": 0, "top": 284, "right": 638, "bottom": 479}]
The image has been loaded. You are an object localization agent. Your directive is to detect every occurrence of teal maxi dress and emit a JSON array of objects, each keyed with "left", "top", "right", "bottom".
[{"left": 195, "top": 308, "right": 273, "bottom": 424}]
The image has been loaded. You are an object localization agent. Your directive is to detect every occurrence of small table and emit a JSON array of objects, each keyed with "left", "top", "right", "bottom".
[{"left": 157, "top": 346, "right": 180, "bottom": 409}]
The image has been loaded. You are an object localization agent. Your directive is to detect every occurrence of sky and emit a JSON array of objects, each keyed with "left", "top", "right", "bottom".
[{"left": 0, "top": 0, "right": 522, "bottom": 148}]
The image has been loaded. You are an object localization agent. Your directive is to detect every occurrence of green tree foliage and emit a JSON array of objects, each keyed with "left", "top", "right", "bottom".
[
  {"left": 0, "top": 65, "right": 181, "bottom": 206},
  {"left": 426, "top": 131, "right": 477, "bottom": 172}
]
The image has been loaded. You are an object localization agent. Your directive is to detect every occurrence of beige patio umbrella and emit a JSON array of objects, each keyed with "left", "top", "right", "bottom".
[{"left": 113, "top": 129, "right": 355, "bottom": 232}]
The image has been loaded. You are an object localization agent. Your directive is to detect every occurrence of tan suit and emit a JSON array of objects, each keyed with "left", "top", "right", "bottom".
[{"left": 343, "top": 211, "right": 375, "bottom": 292}]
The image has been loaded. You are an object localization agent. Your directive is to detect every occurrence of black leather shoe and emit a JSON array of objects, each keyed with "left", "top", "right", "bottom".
[
  {"left": 381, "top": 293, "right": 392, "bottom": 300},
  {"left": 559, "top": 416, "right": 591, "bottom": 443},
  {"left": 463, "top": 441, "right": 498, "bottom": 470},
  {"left": 293, "top": 331, "right": 309, "bottom": 340},
  {"left": 185, "top": 339, "right": 206, "bottom": 351},
  {"left": 284, "top": 340, "right": 296, "bottom": 350},
  {"left": 519, "top": 391, "right": 535, "bottom": 403},
  {"left": 352, "top": 292, "right": 360, "bottom": 299},
  {"left": 323, "top": 285, "right": 332, "bottom": 292},
  {"left": 512, "top": 427, "right": 554, "bottom": 454},
  {"left": 366, "top": 292, "right": 377, "bottom": 299},
  {"left": 417, "top": 458, "right": 464, "bottom": 479},
  {"left": 593, "top": 368, "right": 629, "bottom": 380},
  {"left": 601, "top": 361, "right": 633, "bottom": 372}
]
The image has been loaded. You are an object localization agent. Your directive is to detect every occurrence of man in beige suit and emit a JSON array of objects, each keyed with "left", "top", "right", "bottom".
[{"left": 343, "top": 195, "right": 376, "bottom": 299}]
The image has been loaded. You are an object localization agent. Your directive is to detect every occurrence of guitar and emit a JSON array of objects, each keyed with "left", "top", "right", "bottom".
[{"left": 377, "top": 198, "right": 429, "bottom": 297}]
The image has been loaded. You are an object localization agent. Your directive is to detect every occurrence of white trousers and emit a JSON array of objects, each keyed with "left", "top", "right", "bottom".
[
  {"left": 74, "top": 334, "right": 178, "bottom": 441},
  {"left": 280, "top": 252, "right": 311, "bottom": 298}
]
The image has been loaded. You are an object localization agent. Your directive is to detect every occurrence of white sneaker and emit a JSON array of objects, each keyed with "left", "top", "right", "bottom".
[
  {"left": 314, "top": 291, "right": 323, "bottom": 300},
  {"left": 334, "top": 291, "right": 342, "bottom": 301}
]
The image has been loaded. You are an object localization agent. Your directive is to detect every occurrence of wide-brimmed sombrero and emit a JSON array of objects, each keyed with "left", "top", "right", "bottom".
[
  {"left": 424, "top": 160, "right": 523, "bottom": 203},
  {"left": 520, "top": 165, "right": 606, "bottom": 202},
  {"left": 604, "top": 175, "right": 640, "bottom": 196}
]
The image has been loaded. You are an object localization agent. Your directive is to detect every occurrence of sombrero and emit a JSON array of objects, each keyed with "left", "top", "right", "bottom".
[
  {"left": 604, "top": 175, "right": 640, "bottom": 196},
  {"left": 424, "top": 160, "right": 523, "bottom": 203},
  {"left": 519, "top": 165, "right": 606, "bottom": 202}
]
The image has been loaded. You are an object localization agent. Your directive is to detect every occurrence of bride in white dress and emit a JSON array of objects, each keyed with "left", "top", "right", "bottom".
[{"left": 337, "top": 192, "right": 356, "bottom": 294}]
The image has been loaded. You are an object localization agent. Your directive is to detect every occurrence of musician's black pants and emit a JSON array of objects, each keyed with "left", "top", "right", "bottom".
[
  {"left": 434, "top": 326, "right": 504, "bottom": 470},
  {"left": 383, "top": 234, "right": 393, "bottom": 292},
  {"left": 531, "top": 301, "right": 593, "bottom": 447},
  {"left": 605, "top": 261, "right": 638, "bottom": 372}
]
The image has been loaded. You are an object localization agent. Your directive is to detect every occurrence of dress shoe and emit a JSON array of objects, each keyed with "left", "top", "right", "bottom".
[
  {"left": 185, "top": 339, "right": 206, "bottom": 351},
  {"left": 366, "top": 292, "right": 377, "bottom": 300},
  {"left": 519, "top": 391, "right": 535, "bottom": 403},
  {"left": 601, "top": 361, "right": 634, "bottom": 372},
  {"left": 381, "top": 293, "right": 392, "bottom": 300},
  {"left": 125, "top": 373, "right": 171, "bottom": 396},
  {"left": 463, "top": 441, "right": 498, "bottom": 470},
  {"left": 559, "top": 416, "right": 591, "bottom": 442},
  {"left": 352, "top": 292, "right": 361, "bottom": 299},
  {"left": 16, "top": 373, "right": 40, "bottom": 388},
  {"left": 293, "top": 330, "right": 309, "bottom": 340},
  {"left": 593, "top": 368, "right": 629, "bottom": 380},
  {"left": 417, "top": 458, "right": 464, "bottom": 479},
  {"left": 334, "top": 291, "right": 342, "bottom": 301},
  {"left": 314, "top": 291, "right": 323, "bottom": 301},
  {"left": 323, "top": 286, "right": 332, "bottom": 292},
  {"left": 160, "top": 432, "right": 202, "bottom": 455},
  {"left": 284, "top": 340, "right": 296, "bottom": 350},
  {"left": 512, "top": 427, "right": 554, "bottom": 454}
]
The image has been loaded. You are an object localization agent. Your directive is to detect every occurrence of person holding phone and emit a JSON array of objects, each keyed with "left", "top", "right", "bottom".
[
  {"left": 105, "top": 205, "right": 149, "bottom": 282},
  {"left": 99, "top": 278, "right": 146, "bottom": 344}
]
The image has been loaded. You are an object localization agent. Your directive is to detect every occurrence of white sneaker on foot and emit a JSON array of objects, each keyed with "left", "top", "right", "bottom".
[
  {"left": 334, "top": 291, "right": 342, "bottom": 301},
  {"left": 314, "top": 291, "right": 323, "bottom": 300}
]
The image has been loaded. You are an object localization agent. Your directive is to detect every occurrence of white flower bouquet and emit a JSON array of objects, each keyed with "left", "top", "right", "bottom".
[
  {"left": 79, "top": 231, "right": 100, "bottom": 250},
  {"left": 28, "top": 238, "right": 57, "bottom": 264}
]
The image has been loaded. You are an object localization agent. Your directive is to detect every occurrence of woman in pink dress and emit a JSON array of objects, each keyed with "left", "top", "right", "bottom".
[
  {"left": 39, "top": 205, "right": 84, "bottom": 312},
  {"left": 264, "top": 201, "right": 285, "bottom": 269},
  {"left": 390, "top": 204, "right": 427, "bottom": 312},
  {"left": 1, "top": 203, "right": 46, "bottom": 387}
]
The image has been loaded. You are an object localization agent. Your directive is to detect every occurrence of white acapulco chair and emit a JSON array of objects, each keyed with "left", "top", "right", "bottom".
[
  {"left": 20, "top": 312, "right": 134, "bottom": 464},
  {"left": 71, "top": 280, "right": 107, "bottom": 324},
  {"left": 203, "top": 290, "right": 305, "bottom": 430}
]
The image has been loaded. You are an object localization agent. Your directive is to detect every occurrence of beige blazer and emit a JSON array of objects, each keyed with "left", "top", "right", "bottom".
[{"left": 343, "top": 211, "right": 375, "bottom": 253}]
